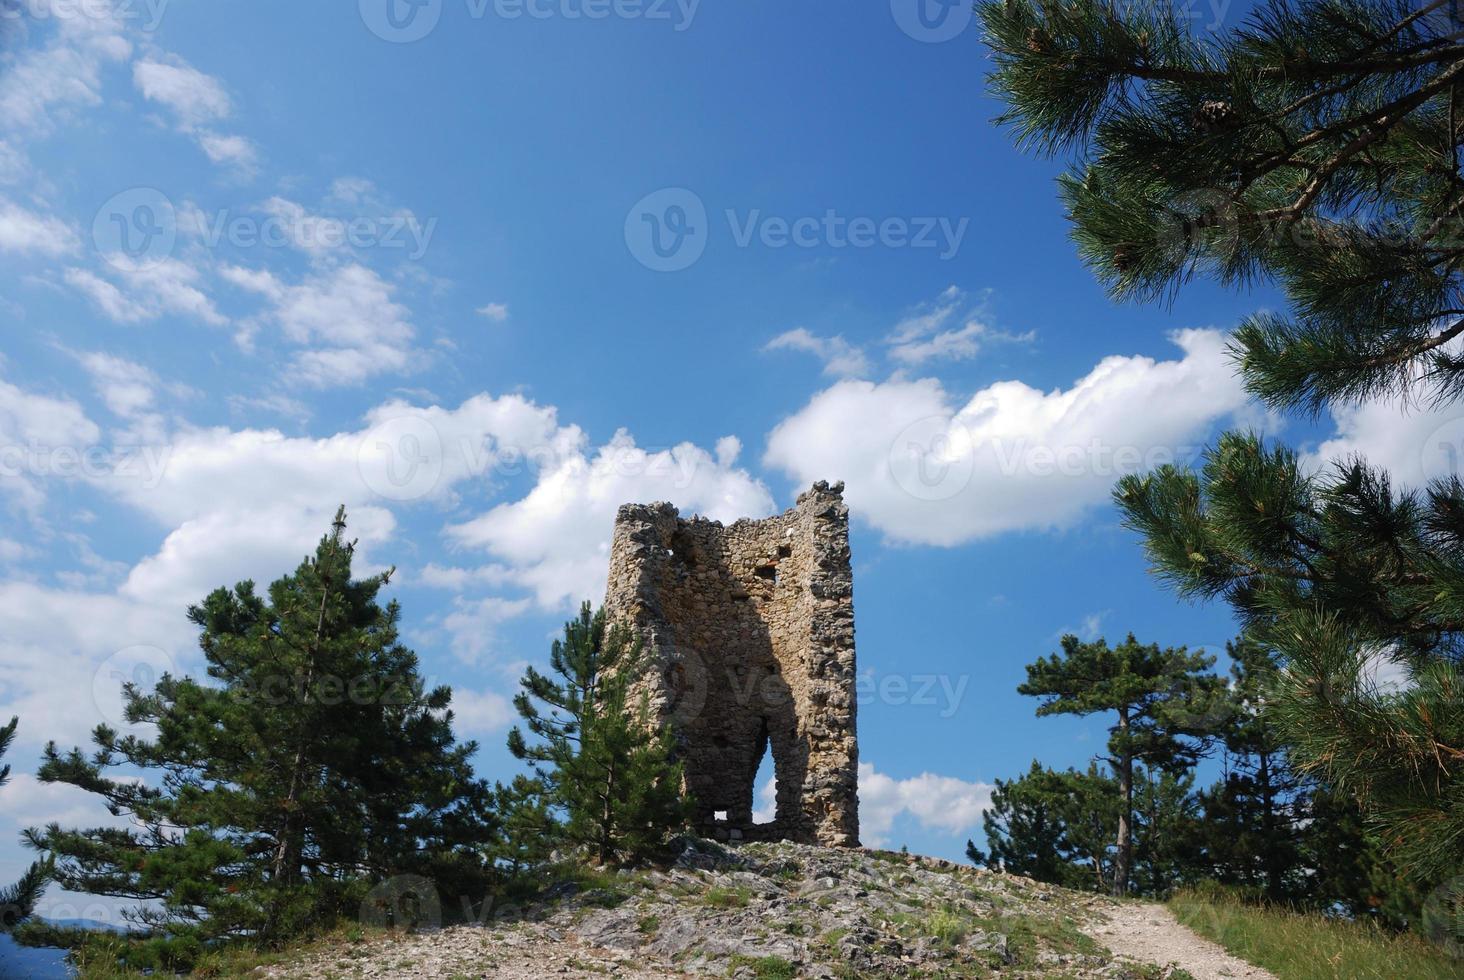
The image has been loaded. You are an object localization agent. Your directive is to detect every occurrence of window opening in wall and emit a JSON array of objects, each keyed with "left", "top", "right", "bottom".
[{"left": 752, "top": 724, "right": 777, "bottom": 826}]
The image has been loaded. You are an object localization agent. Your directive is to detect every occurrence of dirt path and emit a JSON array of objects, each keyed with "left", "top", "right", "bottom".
[{"left": 1086, "top": 902, "right": 1279, "bottom": 980}]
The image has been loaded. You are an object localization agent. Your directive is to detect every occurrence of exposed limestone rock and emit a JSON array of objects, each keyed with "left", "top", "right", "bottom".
[
  {"left": 261, "top": 840, "right": 1185, "bottom": 979},
  {"left": 603, "top": 481, "right": 858, "bottom": 847}
]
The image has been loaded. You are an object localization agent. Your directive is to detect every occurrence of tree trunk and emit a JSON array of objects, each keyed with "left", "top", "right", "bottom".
[
  {"left": 598, "top": 755, "right": 617, "bottom": 865},
  {"left": 267, "top": 531, "right": 338, "bottom": 935},
  {"left": 1260, "top": 749, "right": 1281, "bottom": 899},
  {"left": 1113, "top": 707, "right": 1133, "bottom": 897}
]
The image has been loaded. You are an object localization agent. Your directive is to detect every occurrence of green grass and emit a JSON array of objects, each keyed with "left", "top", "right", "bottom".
[
  {"left": 926, "top": 909, "right": 968, "bottom": 946},
  {"left": 65, "top": 923, "right": 389, "bottom": 979},
  {"left": 1170, "top": 889, "right": 1464, "bottom": 980},
  {"left": 704, "top": 884, "right": 752, "bottom": 909},
  {"left": 726, "top": 954, "right": 797, "bottom": 979},
  {"left": 821, "top": 926, "right": 849, "bottom": 947}
]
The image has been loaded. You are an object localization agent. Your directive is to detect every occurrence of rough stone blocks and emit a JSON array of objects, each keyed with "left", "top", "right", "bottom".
[{"left": 603, "top": 481, "right": 859, "bottom": 848}]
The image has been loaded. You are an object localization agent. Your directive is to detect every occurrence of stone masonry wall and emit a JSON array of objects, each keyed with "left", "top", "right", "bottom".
[{"left": 603, "top": 481, "right": 858, "bottom": 847}]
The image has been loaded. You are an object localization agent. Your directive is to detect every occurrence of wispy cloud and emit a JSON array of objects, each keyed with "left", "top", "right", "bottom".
[
  {"left": 886, "top": 286, "right": 1034, "bottom": 367},
  {"left": 477, "top": 302, "right": 510, "bottom": 323},
  {"left": 764, "top": 327, "right": 871, "bottom": 378}
]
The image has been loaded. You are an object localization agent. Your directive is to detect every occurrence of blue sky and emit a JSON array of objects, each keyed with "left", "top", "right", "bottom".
[{"left": 0, "top": 0, "right": 1451, "bottom": 932}]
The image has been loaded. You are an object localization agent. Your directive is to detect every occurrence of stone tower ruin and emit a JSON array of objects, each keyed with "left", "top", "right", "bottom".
[{"left": 603, "top": 481, "right": 859, "bottom": 848}]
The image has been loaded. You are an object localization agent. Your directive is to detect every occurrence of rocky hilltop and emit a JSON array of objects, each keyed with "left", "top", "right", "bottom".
[{"left": 260, "top": 840, "right": 1270, "bottom": 979}]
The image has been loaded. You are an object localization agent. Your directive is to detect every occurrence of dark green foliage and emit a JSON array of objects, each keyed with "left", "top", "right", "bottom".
[
  {"left": 982, "top": 0, "right": 1464, "bottom": 894},
  {"left": 489, "top": 775, "right": 559, "bottom": 892},
  {"left": 19, "top": 508, "right": 497, "bottom": 968},
  {"left": 1188, "top": 637, "right": 1309, "bottom": 902},
  {"left": 0, "top": 717, "right": 50, "bottom": 932},
  {"left": 980, "top": 632, "right": 1425, "bottom": 917},
  {"left": 1184, "top": 636, "right": 1395, "bottom": 918},
  {"left": 1115, "top": 433, "right": 1464, "bottom": 884},
  {"left": 980, "top": 0, "right": 1464, "bottom": 411},
  {"left": 1017, "top": 633, "right": 1218, "bottom": 895},
  {"left": 1299, "top": 786, "right": 1425, "bottom": 926},
  {"left": 969, "top": 760, "right": 1199, "bottom": 898},
  {"left": 1131, "top": 767, "right": 1199, "bottom": 899},
  {"left": 968, "top": 761, "right": 1120, "bottom": 892},
  {"left": 508, "top": 603, "right": 688, "bottom": 865}
]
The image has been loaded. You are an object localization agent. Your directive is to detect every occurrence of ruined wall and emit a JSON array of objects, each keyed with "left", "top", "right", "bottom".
[{"left": 603, "top": 481, "right": 858, "bottom": 848}]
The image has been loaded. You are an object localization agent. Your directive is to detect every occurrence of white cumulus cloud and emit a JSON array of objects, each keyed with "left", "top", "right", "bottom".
[
  {"left": 765, "top": 329, "right": 1249, "bottom": 546},
  {"left": 446, "top": 430, "right": 775, "bottom": 613},
  {"left": 858, "top": 764, "right": 994, "bottom": 847}
]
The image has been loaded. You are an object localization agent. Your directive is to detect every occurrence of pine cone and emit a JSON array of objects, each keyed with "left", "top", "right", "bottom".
[
  {"left": 1026, "top": 27, "right": 1050, "bottom": 53},
  {"left": 1113, "top": 244, "right": 1139, "bottom": 274},
  {"left": 1192, "top": 100, "right": 1234, "bottom": 134}
]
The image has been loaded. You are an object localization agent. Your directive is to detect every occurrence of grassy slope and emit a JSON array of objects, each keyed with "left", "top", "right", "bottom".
[{"left": 1169, "top": 890, "right": 1464, "bottom": 980}]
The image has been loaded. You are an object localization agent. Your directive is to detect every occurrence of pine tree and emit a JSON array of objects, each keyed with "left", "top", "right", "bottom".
[
  {"left": 489, "top": 775, "right": 559, "bottom": 887},
  {"left": 1115, "top": 434, "right": 1464, "bottom": 882},
  {"left": 980, "top": 0, "right": 1464, "bottom": 407},
  {"left": 508, "top": 603, "right": 687, "bottom": 866},
  {"left": 0, "top": 717, "right": 50, "bottom": 932},
  {"left": 20, "top": 509, "right": 496, "bottom": 968},
  {"left": 1131, "top": 767, "right": 1199, "bottom": 899},
  {"left": 967, "top": 761, "right": 1120, "bottom": 892},
  {"left": 980, "top": 0, "right": 1464, "bottom": 886},
  {"left": 1018, "top": 634, "right": 1218, "bottom": 895},
  {"left": 1189, "top": 637, "right": 1309, "bottom": 901}
]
